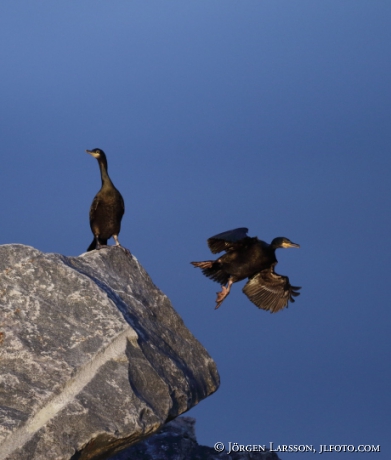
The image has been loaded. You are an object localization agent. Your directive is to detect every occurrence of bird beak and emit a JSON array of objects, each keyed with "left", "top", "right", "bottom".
[
  {"left": 86, "top": 149, "right": 98, "bottom": 158},
  {"left": 282, "top": 241, "right": 300, "bottom": 248}
]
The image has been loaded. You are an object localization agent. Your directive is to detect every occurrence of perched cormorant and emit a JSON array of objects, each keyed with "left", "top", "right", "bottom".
[
  {"left": 191, "top": 227, "right": 301, "bottom": 312},
  {"left": 86, "top": 148, "right": 125, "bottom": 252}
]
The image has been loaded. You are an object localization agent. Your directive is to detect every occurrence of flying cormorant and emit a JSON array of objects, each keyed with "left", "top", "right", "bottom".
[
  {"left": 191, "top": 227, "right": 301, "bottom": 312},
  {"left": 86, "top": 148, "right": 125, "bottom": 252}
]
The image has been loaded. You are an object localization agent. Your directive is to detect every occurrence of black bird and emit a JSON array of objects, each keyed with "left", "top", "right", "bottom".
[
  {"left": 191, "top": 227, "right": 301, "bottom": 312},
  {"left": 86, "top": 148, "right": 125, "bottom": 252}
]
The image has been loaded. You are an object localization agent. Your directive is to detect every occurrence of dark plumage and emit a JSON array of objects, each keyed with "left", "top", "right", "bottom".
[
  {"left": 191, "top": 227, "right": 301, "bottom": 312},
  {"left": 86, "top": 148, "right": 125, "bottom": 252}
]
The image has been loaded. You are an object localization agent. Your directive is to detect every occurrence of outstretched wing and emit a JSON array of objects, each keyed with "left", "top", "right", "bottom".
[
  {"left": 242, "top": 267, "right": 301, "bottom": 313},
  {"left": 207, "top": 227, "right": 249, "bottom": 254}
]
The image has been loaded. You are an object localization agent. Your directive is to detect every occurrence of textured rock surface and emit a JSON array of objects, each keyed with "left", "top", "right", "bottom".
[
  {"left": 109, "top": 417, "right": 281, "bottom": 460},
  {"left": 0, "top": 244, "right": 219, "bottom": 460}
]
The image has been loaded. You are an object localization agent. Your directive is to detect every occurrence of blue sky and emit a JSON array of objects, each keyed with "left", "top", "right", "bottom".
[{"left": 1, "top": 2, "right": 390, "bottom": 458}]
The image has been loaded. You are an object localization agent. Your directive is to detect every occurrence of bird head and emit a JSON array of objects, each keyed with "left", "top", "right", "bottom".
[
  {"left": 86, "top": 148, "right": 106, "bottom": 159},
  {"left": 271, "top": 237, "right": 300, "bottom": 249}
]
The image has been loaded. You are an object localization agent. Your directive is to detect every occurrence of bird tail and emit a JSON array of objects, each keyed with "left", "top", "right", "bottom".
[
  {"left": 191, "top": 261, "right": 230, "bottom": 285},
  {"left": 87, "top": 238, "right": 97, "bottom": 252},
  {"left": 191, "top": 261, "right": 214, "bottom": 269},
  {"left": 87, "top": 237, "right": 108, "bottom": 252}
]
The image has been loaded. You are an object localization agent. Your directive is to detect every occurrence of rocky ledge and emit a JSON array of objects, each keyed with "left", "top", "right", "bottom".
[
  {"left": 110, "top": 416, "right": 281, "bottom": 460},
  {"left": 0, "top": 244, "right": 219, "bottom": 460}
]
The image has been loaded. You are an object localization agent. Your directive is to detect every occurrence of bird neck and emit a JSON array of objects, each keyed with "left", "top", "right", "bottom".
[
  {"left": 98, "top": 158, "right": 113, "bottom": 187},
  {"left": 266, "top": 243, "right": 278, "bottom": 260}
]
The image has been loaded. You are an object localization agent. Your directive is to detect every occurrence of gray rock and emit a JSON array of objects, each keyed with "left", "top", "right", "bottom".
[
  {"left": 109, "top": 417, "right": 281, "bottom": 460},
  {"left": 0, "top": 245, "right": 219, "bottom": 460}
]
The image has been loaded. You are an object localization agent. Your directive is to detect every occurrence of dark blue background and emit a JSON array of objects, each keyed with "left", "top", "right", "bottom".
[{"left": 1, "top": 2, "right": 389, "bottom": 458}]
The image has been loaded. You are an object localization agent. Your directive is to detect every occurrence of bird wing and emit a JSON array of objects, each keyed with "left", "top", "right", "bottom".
[
  {"left": 89, "top": 195, "right": 101, "bottom": 220},
  {"left": 207, "top": 227, "right": 249, "bottom": 254},
  {"left": 119, "top": 192, "right": 125, "bottom": 216},
  {"left": 242, "top": 267, "right": 301, "bottom": 313}
]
